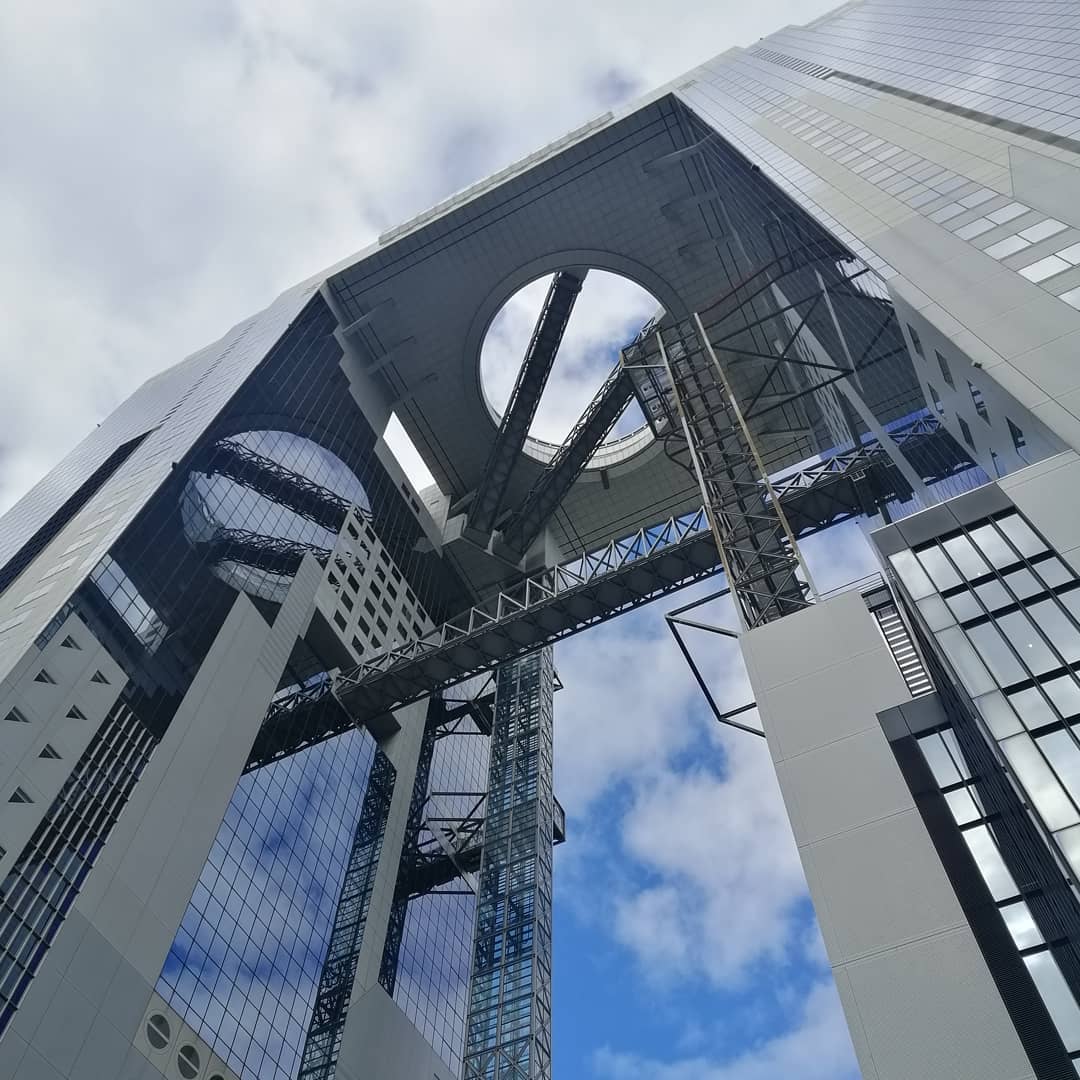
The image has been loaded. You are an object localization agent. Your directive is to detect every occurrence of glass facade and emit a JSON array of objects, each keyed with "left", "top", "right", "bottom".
[
  {"left": 159, "top": 731, "right": 378, "bottom": 1080},
  {"left": 386, "top": 702, "right": 491, "bottom": 1076},
  {"left": 890, "top": 507, "right": 1080, "bottom": 1068}
]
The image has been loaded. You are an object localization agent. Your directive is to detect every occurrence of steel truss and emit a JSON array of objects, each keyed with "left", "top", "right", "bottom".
[
  {"left": 463, "top": 649, "right": 555, "bottom": 1080},
  {"left": 469, "top": 271, "right": 586, "bottom": 536},
  {"left": 199, "top": 528, "right": 331, "bottom": 578},
  {"left": 297, "top": 747, "right": 396, "bottom": 1080},
  {"left": 496, "top": 366, "right": 635, "bottom": 556},
  {"left": 625, "top": 316, "right": 814, "bottom": 629},
  {"left": 200, "top": 439, "right": 352, "bottom": 532},
  {"left": 622, "top": 241, "right": 918, "bottom": 629},
  {"left": 334, "top": 506, "right": 719, "bottom": 725}
]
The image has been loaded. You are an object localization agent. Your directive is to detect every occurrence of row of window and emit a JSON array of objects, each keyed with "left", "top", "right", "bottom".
[
  {"left": 918, "top": 726, "right": 1080, "bottom": 1059},
  {"left": 909, "top": 326, "right": 1029, "bottom": 461}
]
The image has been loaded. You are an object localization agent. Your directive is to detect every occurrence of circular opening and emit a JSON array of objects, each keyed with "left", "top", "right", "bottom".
[
  {"left": 177, "top": 1044, "right": 201, "bottom": 1079},
  {"left": 181, "top": 431, "right": 370, "bottom": 603},
  {"left": 146, "top": 1013, "right": 170, "bottom": 1051},
  {"left": 480, "top": 270, "right": 660, "bottom": 466}
]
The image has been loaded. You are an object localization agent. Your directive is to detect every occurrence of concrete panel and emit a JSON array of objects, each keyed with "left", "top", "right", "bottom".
[
  {"left": 1010, "top": 145, "right": 1080, "bottom": 231},
  {"left": 742, "top": 591, "right": 894, "bottom": 692},
  {"left": 832, "top": 965, "right": 880, "bottom": 1080},
  {"left": 846, "top": 926, "right": 1035, "bottom": 1080},
  {"left": 777, "top": 728, "right": 913, "bottom": 846},
  {"left": 1001, "top": 452, "right": 1080, "bottom": 557},
  {"left": 762, "top": 647, "right": 911, "bottom": 761},
  {"left": 812, "top": 809, "right": 966, "bottom": 963},
  {"left": 336, "top": 984, "right": 456, "bottom": 1080}
]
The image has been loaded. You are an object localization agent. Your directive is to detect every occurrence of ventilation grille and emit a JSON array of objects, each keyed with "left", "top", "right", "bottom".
[
  {"left": 869, "top": 595, "right": 934, "bottom": 698},
  {"left": 751, "top": 47, "right": 834, "bottom": 80}
]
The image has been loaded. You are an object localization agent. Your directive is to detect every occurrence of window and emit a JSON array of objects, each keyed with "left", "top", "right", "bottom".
[
  {"left": 89, "top": 670, "right": 109, "bottom": 685},
  {"left": 364, "top": 599, "right": 376, "bottom": 618},
  {"left": 65, "top": 705, "right": 87, "bottom": 720},
  {"left": 968, "top": 381, "right": 989, "bottom": 421},
  {"left": 59, "top": 636, "right": 81, "bottom": 651},
  {"left": 333, "top": 611, "right": 347, "bottom": 631},
  {"left": 958, "top": 415, "right": 975, "bottom": 451},
  {"left": 8, "top": 788, "right": 32, "bottom": 804},
  {"left": 907, "top": 323, "right": 924, "bottom": 357},
  {"left": 347, "top": 574, "right": 360, "bottom": 592},
  {"left": 927, "top": 382, "right": 944, "bottom": 415},
  {"left": 341, "top": 593, "right": 354, "bottom": 612},
  {"left": 33, "top": 669, "right": 56, "bottom": 685},
  {"left": 937, "top": 349, "right": 954, "bottom": 388},
  {"left": 38, "top": 745, "right": 60, "bottom": 760},
  {"left": 1008, "top": 418, "right": 1028, "bottom": 461},
  {"left": 4, "top": 707, "right": 29, "bottom": 725}
]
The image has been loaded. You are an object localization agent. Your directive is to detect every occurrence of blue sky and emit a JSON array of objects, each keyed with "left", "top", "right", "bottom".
[{"left": 0, "top": 1, "right": 877, "bottom": 1077}]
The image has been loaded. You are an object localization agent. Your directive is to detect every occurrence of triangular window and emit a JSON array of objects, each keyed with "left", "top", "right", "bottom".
[
  {"left": 66, "top": 705, "right": 87, "bottom": 720},
  {"left": 90, "top": 670, "right": 109, "bottom": 685},
  {"left": 60, "top": 636, "right": 81, "bottom": 650},
  {"left": 33, "top": 669, "right": 56, "bottom": 684},
  {"left": 39, "top": 745, "right": 61, "bottom": 759},
  {"left": 5, "top": 707, "right": 29, "bottom": 724},
  {"left": 9, "top": 788, "right": 32, "bottom": 804}
]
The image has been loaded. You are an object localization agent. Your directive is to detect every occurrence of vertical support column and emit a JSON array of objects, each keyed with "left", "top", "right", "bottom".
[
  {"left": 297, "top": 748, "right": 397, "bottom": 1080},
  {"left": 463, "top": 648, "right": 555, "bottom": 1080}
]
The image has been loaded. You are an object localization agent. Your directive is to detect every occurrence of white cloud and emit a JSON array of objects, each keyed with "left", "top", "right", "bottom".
[
  {"left": 592, "top": 979, "right": 859, "bottom": 1080},
  {"left": 612, "top": 732, "right": 808, "bottom": 987}
]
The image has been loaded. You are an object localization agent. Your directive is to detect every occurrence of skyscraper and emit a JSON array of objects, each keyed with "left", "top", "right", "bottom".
[{"left": 2, "top": 2, "right": 1080, "bottom": 1078}]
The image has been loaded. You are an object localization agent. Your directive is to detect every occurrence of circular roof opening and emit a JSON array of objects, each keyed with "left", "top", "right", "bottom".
[{"left": 480, "top": 270, "right": 660, "bottom": 467}]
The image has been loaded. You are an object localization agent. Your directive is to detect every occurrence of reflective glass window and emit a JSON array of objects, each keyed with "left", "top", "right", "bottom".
[
  {"left": 963, "top": 824, "right": 1019, "bottom": 902},
  {"left": 998, "top": 514, "right": 1047, "bottom": 560},
  {"left": 1045, "top": 676, "right": 1080, "bottom": 720},
  {"left": 916, "top": 594, "right": 954, "bottom": 631},
  {"left": 889, "top": 550, "right": 935, "bottom": 599},
  {"left": 943, "top": 534, "right": 988, "bottom": 580},
  {"left": 1038, "top": 730, "right": 1080, "bottom": 808},
  {"left": 917, "top": 546, "right": 963, "bottom": 591},
  {"left": 997, "top": 609, "right": 1063, "bottom": 676},
  {"left": 938, "top": 626, "right": 995, "bottom": 697},
  {"left": 974, "top": 691, "right": 1023, "bottom": 738},
  {"left": 967, "top": 621, "right": 1028, "bottom": 686},
  {"left": 1024, "top": 951, "right": 1080, "bottom": 1053},
  {"left": 1000, "top": 734, "right": 1079, "bottom": 831},
  {"left": 969, "top": 523, "right": 1019, "bottom": 571},
  {"left": 1009, "top": 686, "right": 1060, "bottom": 732},
  {"left": 1000, "top": 899, "right": 1044, "bottom": 951}
]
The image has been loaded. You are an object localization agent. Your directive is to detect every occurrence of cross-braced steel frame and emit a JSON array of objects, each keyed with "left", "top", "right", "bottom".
[
  {"left": 463, "top": 648, "right": 555, "bottom": 1080},
  {"left": 297, "top": 747, "right": 397, "bottom": 1080},
  {"left": 622, "top": 240, "right": 915, "bottom": 629},
  {"left": 469, "top": 271, "right": 586, "bottom": 537}
]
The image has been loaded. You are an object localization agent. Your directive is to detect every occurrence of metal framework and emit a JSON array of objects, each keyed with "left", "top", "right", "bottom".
[
  {"left": 622, "top": 241, "right": 922, "bottom": 629},
  {"left": 297, "top": 747, "right": 396, "bottom": 1080},
  {"left": 200, "top": 528, "right": 331, "bottom": 578},
  {"left": 463, "top": 648, "right": 555, "bottom": 1080},
  {"left": 626, "top": 316, "right": 815, "bottom": 629},
  {"left": 334, "top": 506, "right": 719, "bottom": 725},
  {"left": 201, "top": 439, "right": 352, "bottom": 532},
  {"left": 469, "top": 271, "right": 586, "bottom": 536},
  {"left": 496, "top": 366, "right": 635, "bottom": 556}
]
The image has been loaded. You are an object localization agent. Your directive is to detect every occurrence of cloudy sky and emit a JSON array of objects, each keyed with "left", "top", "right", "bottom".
[{"left": 0, "top": 1, "right": 881, "bottom": 1077}]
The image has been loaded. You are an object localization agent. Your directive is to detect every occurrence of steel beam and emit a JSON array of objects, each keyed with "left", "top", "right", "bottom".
[
  {"left": 201, "top": 439, "right": 353, "bottom": 532},
  {"left": 469, "top": 271, "right": 586, "bottom": 536},
  {"left": 497, "top": 365, "right": 634, "bottom": 556}
]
